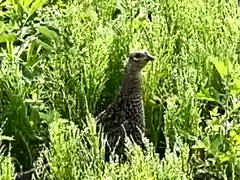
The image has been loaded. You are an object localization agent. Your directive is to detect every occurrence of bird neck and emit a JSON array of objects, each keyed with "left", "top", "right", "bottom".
[{"left": 120, "top": 69, "right": 142, "bottom": 96}]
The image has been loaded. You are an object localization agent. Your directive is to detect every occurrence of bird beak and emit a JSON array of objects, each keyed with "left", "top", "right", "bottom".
[{"left": 147, "top": 53, "right": 155, "bottom": 61}]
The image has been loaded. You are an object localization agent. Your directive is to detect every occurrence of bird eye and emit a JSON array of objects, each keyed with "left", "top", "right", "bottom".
[{"left": 135, "top": 53, "right": 143, "bottom": 59}]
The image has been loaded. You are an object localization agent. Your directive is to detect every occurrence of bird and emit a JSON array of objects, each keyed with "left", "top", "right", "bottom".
[{"left": 95, "top": 50, "right": 155, "bottom": 161}]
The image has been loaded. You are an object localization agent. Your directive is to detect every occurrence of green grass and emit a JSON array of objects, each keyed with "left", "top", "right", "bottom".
[{"left": 0, "top": 0, "right": 240, "bottom": 179}]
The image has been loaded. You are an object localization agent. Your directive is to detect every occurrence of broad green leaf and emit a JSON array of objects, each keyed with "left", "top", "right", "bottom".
[
  {"left": 37, "top": 25, "right": 59, "bottom": 41},
  {"left": 26, "top": 41, "right": 37, "bottom": 66},
  {"left": 148, "top": 99, "right": 157, "bottom": 106},
  {"left": 0, "top": 33, "right": 16, "bottom": 43},
  {"left": 196, "top": 92, "right": 216, "bottom": 102},
  {"left": 29, "top": 0, "right": 46, "bottom": 16},
  {"left": 211, "top": 57, "right": 228, "bottom": 79},
  {"left": 35, "top": 39, "right": 53, "bottom": 50}
]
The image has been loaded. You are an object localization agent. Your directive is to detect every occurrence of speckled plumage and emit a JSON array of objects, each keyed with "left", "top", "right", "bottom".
[{"left": 96, "top": 50, "right": 154, "bottom": 161}]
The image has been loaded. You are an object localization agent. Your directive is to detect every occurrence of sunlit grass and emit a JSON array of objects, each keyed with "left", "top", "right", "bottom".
[{"left": 0, "top": 0, "right": 240, "bottom": 179}]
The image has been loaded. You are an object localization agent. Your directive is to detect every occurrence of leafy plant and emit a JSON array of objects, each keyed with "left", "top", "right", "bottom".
[{"left": 0, "top": 0, "right": 240, "bottom": 179}]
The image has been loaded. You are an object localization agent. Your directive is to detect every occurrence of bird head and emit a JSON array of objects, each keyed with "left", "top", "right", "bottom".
[{"left": 125, "top": 50, "right": 155, "bottom": 73}]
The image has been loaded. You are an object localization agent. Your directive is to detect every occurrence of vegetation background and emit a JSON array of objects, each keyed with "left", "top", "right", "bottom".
[{"left": 0, "top": 0, "right": 240, "bottom": 179}]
